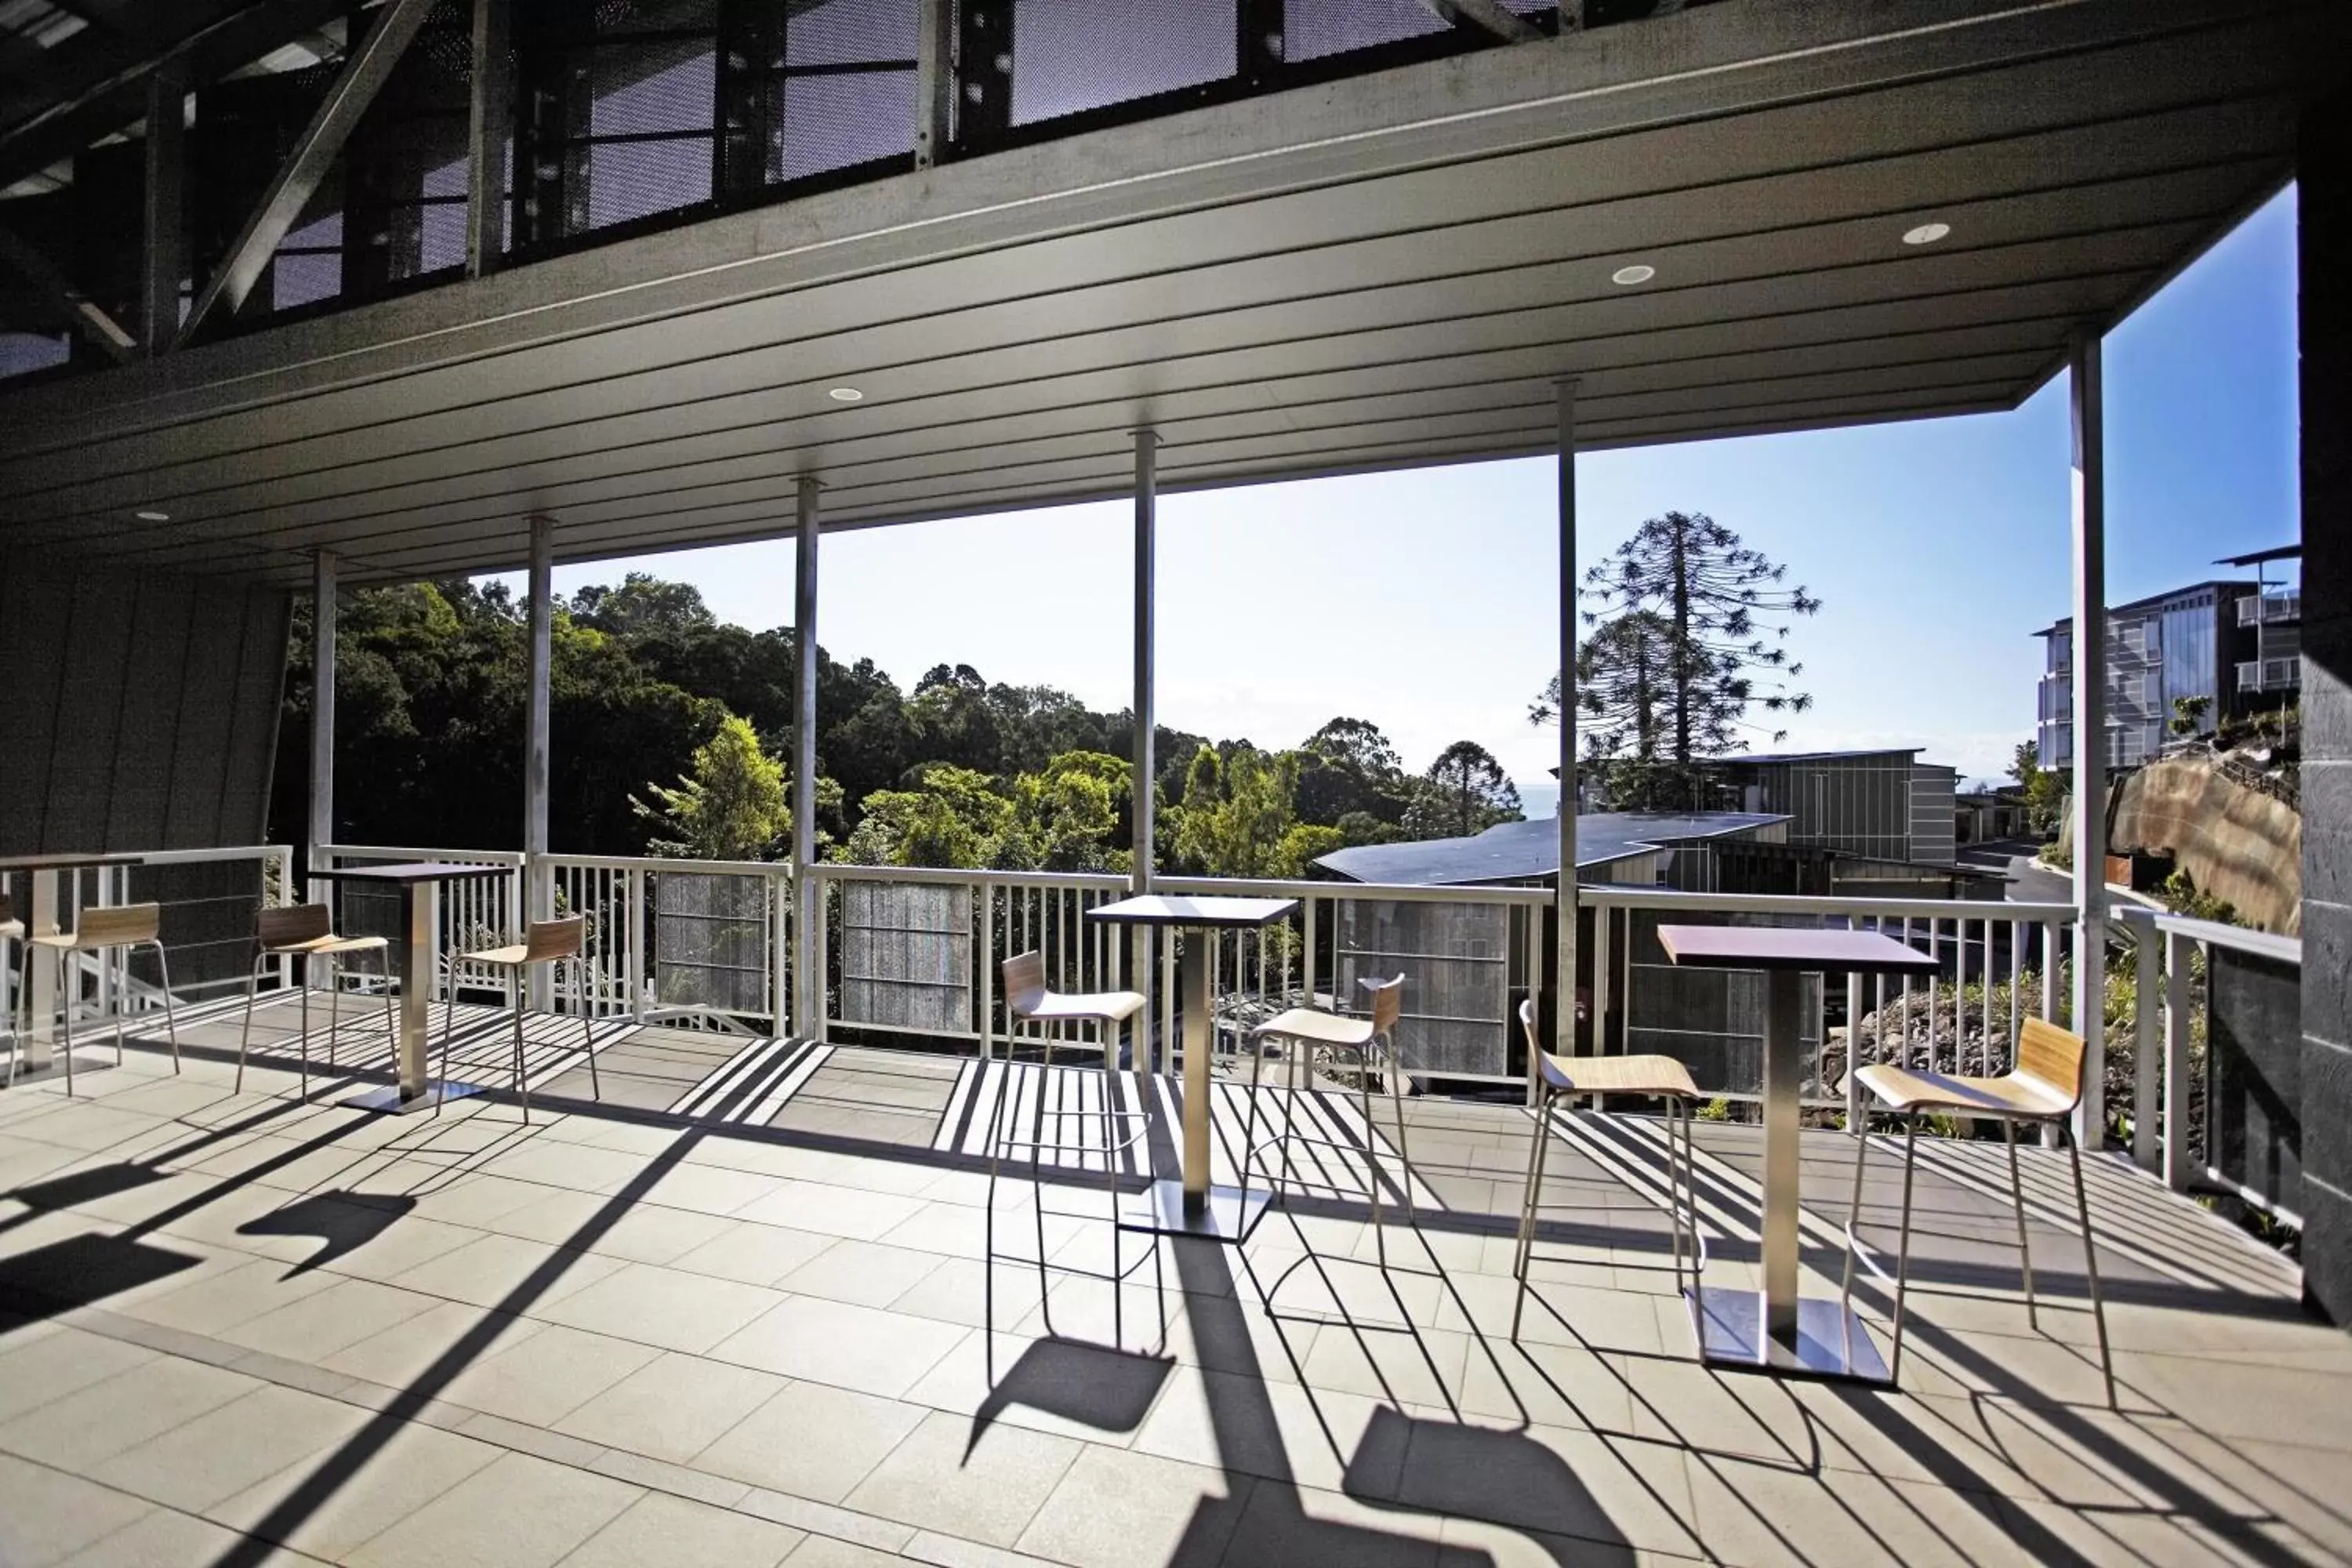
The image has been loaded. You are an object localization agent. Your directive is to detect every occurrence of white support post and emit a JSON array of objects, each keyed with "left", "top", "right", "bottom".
[
  {"left": 310, "top": 551, "right": 337, "bottom": 881},
  {"left": 1552, "top": 379, "right": 1579, "bottom": 1102},
  {"left": 2162, "top": 929, "right": 2191, "bottom": 1190},
  {"left": 792, "top": 476, "right": 824, "bottom": 1041},
  {"left": 2067, "top": 328, "right": 2108, "bottom": 1149},
  {"left": 1131, "top": 428, "right": 1159, "bottom": 1073},
  {"left": 525, "top": 516, "right": 553, "bottom": 1010}
]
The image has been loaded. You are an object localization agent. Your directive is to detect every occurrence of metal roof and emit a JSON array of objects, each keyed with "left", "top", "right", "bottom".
[
  {"left": 1316, "top": 811, "right": 1788, "bottom": 887},
  {"left": 2216, "top": 544, "right": 2303, "bottom": 567},
  {"left": 0, "top": 0, "right": 2339, "bottom": 588}
]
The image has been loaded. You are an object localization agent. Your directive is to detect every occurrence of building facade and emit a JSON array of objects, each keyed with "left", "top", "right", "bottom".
[
  {"left": 2035, "top": 578, "right": 2299, "bottom": 770},
  {"left": 1703, "top": 750, "right": 1958, "bottom": 867}
]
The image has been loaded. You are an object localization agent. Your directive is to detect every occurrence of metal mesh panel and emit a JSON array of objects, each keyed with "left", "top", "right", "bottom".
[
  {"left": 790, "top": 0, "right": 916, "bottom": 66},
  {"left": 1010, "top": 0, "right": 1236, "bottom": 128},
  {"left": 1334, "top": 899, "right": 1509, "bottom": 1079},
  {"left": 782, "top": 72, "right": 917, "bottom": 182},
  {"left": 577, "top": 136, "right": 714, "bottom": 231},
  {"left": 0, "top": 332, "right": 71, "bottom": 380},
  {"left": 839, "top": 881, "right": 973, "bottom": 1033},
  {"left": 653, "top": 872, "right": 768, "bottom": 1015},
  {"left": 588, "top": 38, "right": 715, "bottom": 136},
  {"left": 1283, "top": 0, "right": 1449, "bottom": 65}
]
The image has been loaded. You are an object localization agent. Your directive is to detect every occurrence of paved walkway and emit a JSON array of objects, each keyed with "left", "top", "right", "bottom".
[{"left": 0, "top": 1011, "right": 2347, "bottom": 1566}]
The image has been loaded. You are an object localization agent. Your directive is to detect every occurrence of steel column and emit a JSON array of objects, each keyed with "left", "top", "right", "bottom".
[
  {"left": 2068, "top": 328, "right": 2107, "bottom": 1148},
  {"left": 793, "top": 475, "right": 823, "bottom": 1040},
  {"left": 1553, "top": 379, "right": 1578, "bottom": 1094},
  {"left": 141, "top": 62, "right": 184, "bottom": 354},
  {"left": 310, "top": 550, "right": 337, "bottom": 875},
  {"left": 2162, "top": 928, "right": 2191, "bottom": 1190},
  {"left": 524, "top": 517, "right": 553, "bottom": 1007},
  {"left": 1131, "top": 429, "right": 1159, "bottom": 1072},
  {"left": 466, "top": 0, "right": 511, "bottom": 278},
  {"left": 913, "top": 0, "right": 954, "bottom": 169}
]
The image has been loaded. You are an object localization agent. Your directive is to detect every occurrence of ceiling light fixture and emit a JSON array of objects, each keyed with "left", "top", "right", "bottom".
[
  {"left": 1610, "top": 263, "right": 1656, "bottom": 286},
  {"left": 827, "top": 387, "right": 864, "bottom": 403},
  {"left": 1902, "top": 222, "right": 1951, "bottom": 246},
  {"left": 135, "top": 509, "right": 169, "bottom": 521}
]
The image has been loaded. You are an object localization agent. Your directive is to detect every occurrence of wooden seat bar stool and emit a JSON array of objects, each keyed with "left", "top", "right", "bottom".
[
  {"left": 438, "top": 915, "right": 599, "bottom": 1121},
  {"left": 1510, "top": 998, "right": 1704, "bottom": 1342},
  {"left": 238, "top": 904, "right": 395, "bottom": 1098},
  {"left": 1244, "top": 975, "right": 1418, "bottom": 1265},
  {"left": 0, "top": 895, "right": 22, "bottom": 1080},
  {"left": 985, "top": 949, "right": 1159, "bottom": 1381},
  {"left": 17, "top": 903, "right": 178, "bottom": 1094},
  {"left": 1840, "top": 1015, "right": 2116, "bottom": 1407}
]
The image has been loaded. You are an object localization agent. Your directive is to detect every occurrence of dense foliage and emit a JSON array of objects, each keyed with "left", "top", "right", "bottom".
[{"left": 270, "top": 574, "right": 1525, "bottom": 873}]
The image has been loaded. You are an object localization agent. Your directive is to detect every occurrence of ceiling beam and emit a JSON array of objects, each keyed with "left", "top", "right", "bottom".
[
  {"left": 1418, "top": 0, "right": 1543, "bottom": 44},
  {"left": 180, "top": 0, "right": 437, "bottom": 342},
  {"left": 0, "top": 220, "right": 133, "bottom": 361}
]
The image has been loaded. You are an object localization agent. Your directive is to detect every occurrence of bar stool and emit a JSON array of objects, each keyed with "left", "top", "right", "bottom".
[
  {"left": 19, "top": 903, "right": 178, "bottom": 1094},
  {"left": 438, "top": 915, "right": 599, "bottom": 1121},
  {"left": 1841, "top": 1015, "right": 2115, "bottom": 1406},
  {"left": 1509, "top": 997, "right": 1703, "bottom": 1341},
  {"left": 1245, "top": 975, "right": 1417, "bottom": 1265},
  {"left": 986, "top": 949, "right": 1156, "bottom": 1380},
  {"left": 0, "top": 895, "right": 22, "bottom": 1081},
  {"left": 237, "top": 904, "right": 395, "bottom": 1098}
]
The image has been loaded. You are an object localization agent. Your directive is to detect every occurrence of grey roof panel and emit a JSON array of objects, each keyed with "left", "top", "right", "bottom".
[{"left": 1315, "top": 811, "right": 1788, "bottom": 887}]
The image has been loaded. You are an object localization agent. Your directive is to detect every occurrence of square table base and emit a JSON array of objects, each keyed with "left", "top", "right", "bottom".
[
  {"left": 1688, "top": 1286, "right": 1893, "bottom": 1384},
  {"left": 343, "top": 1080, "right": 488, "bottom": 1116},
  {"left": 1120, "top": 1178, "right": 1271, "bottom": 1243}
]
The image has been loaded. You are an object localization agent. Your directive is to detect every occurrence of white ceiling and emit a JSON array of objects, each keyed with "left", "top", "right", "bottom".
[{"left": 0, "top": 0, "right": 2339, "bottom": 587}]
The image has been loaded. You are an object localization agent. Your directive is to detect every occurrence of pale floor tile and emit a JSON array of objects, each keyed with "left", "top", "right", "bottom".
[
  {"left": 667, "top": 1219, "right": 841, "bottom": 1287},
  {"left": 0, "top": 1451, "right": 158, "bottom": 1568},
  {"left": 0, "top": 1326, "right": 161, "bottom": 1423},
  {"left": 387, "top": 1232, "right": 625, "bottom": 1312},
  {"left": 216, "top": 1276, "right": 441, "bottom": 1363},
  {"left": 782, "top": 1536, "right": 920, "bottom": 1567},
  {"left": 118, "top": 1256, "right": 338, "bottom": 1338},
  {"left": 310, "top": 1212, "right": 484, "bottom": 1284},
  {"left": 0, "top": 1356, "right": 258, "bottom": 1472},
  {"left": 210, "top": 1421, "right": 505, "bottom": 1561},
  {"left": 844, "top": 1409, "right": 1082, "bottom": 1548},
  {"left": 488, "top": 1185, "right": 736, "bottom": 1264},
  {"left": 344, "top": 1449, "right": 641, "bottom": 1568},
  {"left": 711, "top": 1295, "right": 968, "bottom": 1398},
  {"left": 732, "top": 1180, "right": 927, "bottom": 1240},
  {"left": 640, "top": 1160, "right": 789, "bottom": 1217},
  {"left": 692, "top": 1379, "right": 927, "bottom": 1503},
  {"left": 886, "top": 1255, "right": 1049, "bottom": 1330},
  {"left": 1131, "top": 1365, "right": 1390, "bottom": 1495},
  {"left": 556, "top": 1487, "right": 805, "bottom": 1568},
  {"left": 554, "top": 1350, "right": 786, "bottom": 1465},
  {"left": 53, "top": 1502, "right": 330, "bottom": 1567},
  {"left": 481, "top": 1140, "right": 648, "bottom": 1196},
  {"left": 321, "top": 1299, "right": 542, "bottom": 1389},
  {"left": 531, "top": 1259, "right": 786, "bottom": 1354},
  {"left": 1015, "top": 1443, "right": 1236, "bottom": 1568},
  {"left": 777, "top": 1238, "right": 947, "bottom": 1309},
  {"left": 89, "top": 1384, "right": 370, "bottom": 1513},
  {"left": 437, "top": 1321, "right": 662, "bottom": 1426}
]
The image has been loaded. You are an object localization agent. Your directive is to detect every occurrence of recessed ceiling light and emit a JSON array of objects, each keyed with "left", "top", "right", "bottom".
[
  {"left": 135, "top": 509, "right": 169, "bottom": 521},
  {"left": 1902, "top": 222, "right": 1951, "bottom": 246},
  {"left": 1610, "top": 263, "right": 1656, "bottom": 286},
  {"left": 827, "top": 387, "right": 864, "bottom": 403}
]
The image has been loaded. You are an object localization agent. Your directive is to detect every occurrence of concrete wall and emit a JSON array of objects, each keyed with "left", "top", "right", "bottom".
[
  {"left": 2299, "top": 90, "right": 2352, "bottom": 1326},
  {"left": 0, "top": 551, "right": 289, "bottom": 856},
  {"left": 2111, "top": 756, "right": 2303, "bottom": 935}
]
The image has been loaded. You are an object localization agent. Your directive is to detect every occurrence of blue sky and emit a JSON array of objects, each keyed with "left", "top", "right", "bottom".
[{"left": 510, "top": 187, "right": 2302, "bottom": 810}]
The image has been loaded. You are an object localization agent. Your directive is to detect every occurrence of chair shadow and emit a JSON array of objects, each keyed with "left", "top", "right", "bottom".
[
  {"left": 0, "top": 1231, "right": 201, "bottom": 1327},
  {"left": 238, "top": 1190, "right": 416, "bottom": 1277},
  {"left": 969, "top": 1334, "right": 1173, "bottom": 1459},
  {"left": 1342, "top": 1404, "right": 1639, "bottom": 1565}
]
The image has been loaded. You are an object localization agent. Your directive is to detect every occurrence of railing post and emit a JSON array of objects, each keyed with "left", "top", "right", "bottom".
[
  {"left": 1844, "top": 970, "right": 1864, "bottom": 1131},
  {"left": 627, "top": 867, "right": 648, "bottom": 1024},
  {"left": 1552, "top": 377, "right": 1580, "bottom": 1106},
  {"left": 524, "top": 515, "right": 554, "bottom": 1012},
  {"left": 2129, "top": 912, "right": 2160, "bottom": 1171},
  {"left": 977, "top": 880, "right": 993, "bottom": 1061},
  {"left": 2163, "top": 928, "right": 2192, "bottom": 1191},
  {"left": 2067, "top": 326, "right": 2109, "bottom": 1148},
  {"left": 772, "top": 869, "right": 792, "bottom": 1036},
  {"left": 1131, "top": 427, "right": 1159, "bottom": 1076},
  {"left": 791, "top": 475, "right": 824, "bottom": 1042}
]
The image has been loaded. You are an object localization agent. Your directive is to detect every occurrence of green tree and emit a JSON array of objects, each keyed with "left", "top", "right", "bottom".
[
  {"left": 1296, "top": 717, "right": 1411, "bottom": 826},
  {"left": 836, "top": 764, "right": 1015, "bottom": 868},
  {"left": 1170, "top": 744, "right": 1304, "bottom": 877},
  {"left": 2009, "top": 740, "right": 2066, "bottom": 837},
  {"left": 632, "top": 713, "right": 788, "bottom": 860},
  {"left": 2169, "top": 693, "right": 2213, "bottom": 739},
  {"left": 1406, "top": 741, "right": 1523, "bottom": 839}
]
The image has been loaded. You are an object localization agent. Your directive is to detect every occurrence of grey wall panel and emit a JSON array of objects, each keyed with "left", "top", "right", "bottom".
[{"left": 0, "top": 551, "right": 290, "bottom": 856}]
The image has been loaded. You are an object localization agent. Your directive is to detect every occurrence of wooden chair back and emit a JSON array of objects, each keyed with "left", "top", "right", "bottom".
[
  {"left": 257, "top": 903, "right": 332, "bottom": 949},
  {"left": 76, "top": 902, "right": 161, "bottom": 949},
  {"left": 524, "top": 916, "right": 586, "bottom": 965},
  {"left": 1002, "top": 949, "right": 1047, "bottom": 1018},
  {"left": 1361, "top": 973, "right": 1405, "bottom": 1036},
  {"left": 2014, "top": 1017, "right": 2088, "bottom": 1111}
]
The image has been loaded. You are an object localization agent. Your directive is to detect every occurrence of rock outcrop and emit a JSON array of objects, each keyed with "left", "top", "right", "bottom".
[{"left": 2110, "top": 755, "right": 2302, "bottom": 935}]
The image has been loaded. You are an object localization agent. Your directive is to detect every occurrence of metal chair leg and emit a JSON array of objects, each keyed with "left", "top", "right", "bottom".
[
  {"left": 2003, "top": 1116, "right": 2035, "bottom": 1328},
  {"left": 514, "top": 987, "right": 530, "bottom": 1123},
  {"left": 59, "top": 946, "right": 74, "bottom": 1096},
  {"left": 2066, "top": 1124, "right": 2118, "bottom": 1409},
  {"left": 1839, "top": 1108, "right": 1871, "bottom": 1322},
  {"left": 153, "top": 940, "right": 180, "bottom": 1073},
  {"left": 380, "top": 945, "right": 397, "bottom": 1065},
  {"left": 582, "top": 959, "right": 601, "bottom": 1100},
  {"left": 1888, "top": 1116, "right": 1921, "bottom": 1385},
  {"left": 1359, "top": 1045, "right": 1386, "bottom": 1269},
  {"left": 434, "top": 978, "right": 457, "bottom": 1113},
  {"left": 1511, "top": 1087, "right": 1555, "bottom": 1342},
  {"left": 325, "top": 952, "right": 340, "bottom": 1073},
  {"left": 1382, "top": 1032, "right": 1417, "bottom": 1227},
  {"left": 2, "top": 935, "right": 17, "bottom": 1091},
  {"left": 237, "top": 950, "right": 266, "bottom": 1094}
]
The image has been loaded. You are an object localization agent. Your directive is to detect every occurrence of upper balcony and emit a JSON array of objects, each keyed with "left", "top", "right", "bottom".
[{"left": 2238, "top": 590, "right": 2303, "bottom": 626}]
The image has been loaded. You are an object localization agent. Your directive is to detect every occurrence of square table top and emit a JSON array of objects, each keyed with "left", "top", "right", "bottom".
[
  {"left": 1657, "top": 924, "right": 1940, "bottom": 975},
  {"left": 1087, "top": 894, "right": 1299, "bottom": 930},
  {"left": 0, "top": 851, "right": 147, "bottom": 873},
  {"left": 306, "top": 862, "right": 514, "bottom": 886}
]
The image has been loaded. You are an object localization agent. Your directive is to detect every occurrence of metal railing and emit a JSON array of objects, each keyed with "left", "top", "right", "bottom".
[
  {"left": 2119, "top": 907, "right": 2303, "bottom": 1223},
  {"left": 1580, "top": 887, "right": 2078, "bottom": 1116},
  {"left": 2238, "top": 592, "right": 2301, "bottom": 626},
  {"left": 2234, "top": 656, "right": 2300, "bottom": 693},
  {"left": 544, "top": 853, "right": 793, "bottom": 1033}
]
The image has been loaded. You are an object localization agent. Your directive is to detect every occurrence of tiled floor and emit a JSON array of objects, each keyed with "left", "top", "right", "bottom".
[{"left": 0, "top": 1006, "right": 2347, "bottom": 1566}]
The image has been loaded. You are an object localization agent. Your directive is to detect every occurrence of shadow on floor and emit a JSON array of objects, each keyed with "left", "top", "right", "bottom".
[
  {"left": 969, "top": 1335, "right": 1174, "bottom": 1457},
  {"left": 238, "top": 1190, "right": 416, "bottom": 1277},
  {"left": 1344, "top": 1396, "right": 1638, "bottom": 1563},
  {"left": 0, "top": 1231, "right": 201, "bottom": 1327}
]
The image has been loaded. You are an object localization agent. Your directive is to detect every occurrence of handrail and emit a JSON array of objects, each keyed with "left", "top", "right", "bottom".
[
  {"left": 1581, "top": 885, "right": 2075, "bottom": 921},
  {"left": 321, "top": 842, "right": 526, "bottom": 867},
  {"left": 2123, "top": 907, "right": 2300, "bottom": 967},
  {"left": 549, "top": 851, "right": 789, "bottom": 877},
  {"left": 1160, "top": 873, "right": 1555, "bottom": 907},
  {"left": 136, "top": 844, "right": 292, "bottom": 866},
  {"left": 812, "top": 862, "right": 1122, "bottom": 890}
]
